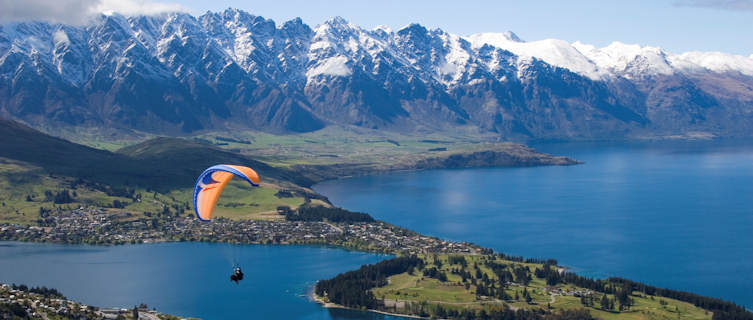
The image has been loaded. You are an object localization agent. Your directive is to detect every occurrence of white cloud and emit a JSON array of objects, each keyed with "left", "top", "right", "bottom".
[
  {"left": 306, "top": 56, "right": 352, "bottom": 78},
  {"left": 94, "top": 0, "right": 188, "bottom": 16},
  {"left": 0, "top": 0, "right": 189, "bottom": 25}
]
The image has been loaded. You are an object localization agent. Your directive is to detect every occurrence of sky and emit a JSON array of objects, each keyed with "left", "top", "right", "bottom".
[{"left": 0, "top": 0, "right": 751, "bottom": 55}]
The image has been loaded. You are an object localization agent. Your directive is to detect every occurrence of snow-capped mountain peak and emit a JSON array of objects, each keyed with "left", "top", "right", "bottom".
[
  {"left": 372, "top": 25, "right": 392, "bottom": 34},
  {"left": 573, "top": 41, "right": 674, "bottom": 78},
  {"left": 670, "top": 51, "right": 753, "bottom": 76},
  {"left": 467, "top": 32, "right": 602, "bottom": 79},
  {"left": 2, "top": 8, "right": 753, "bottom": 139}
]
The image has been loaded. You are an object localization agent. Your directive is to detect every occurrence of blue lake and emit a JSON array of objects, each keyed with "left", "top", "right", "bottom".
[
  {"left": 2, "top": 140, "right": 752, "bottom": 318},
  {"left": 315, "top": 140, "right": 753, "bottom": 309},
  {"left": 0, "top": 242, "right": 402, "bottom": 320}
]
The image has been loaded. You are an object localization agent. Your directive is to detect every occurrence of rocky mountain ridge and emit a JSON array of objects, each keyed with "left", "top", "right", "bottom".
[{"left": 1, "top": 9, "right": 751, "bottom": 140}]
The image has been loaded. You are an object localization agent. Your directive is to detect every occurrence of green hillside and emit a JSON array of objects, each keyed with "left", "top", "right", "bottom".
[{"left": 0, "top": 119, "right": 311, "bottom": 223}]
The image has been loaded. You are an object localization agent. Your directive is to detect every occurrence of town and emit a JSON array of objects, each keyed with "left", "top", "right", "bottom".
[
  {"left": 0, "top": 206, "right": 482, "bottom": 255},
  {"left": 0, "top": 283, "right": 184, "bottom": 320}
]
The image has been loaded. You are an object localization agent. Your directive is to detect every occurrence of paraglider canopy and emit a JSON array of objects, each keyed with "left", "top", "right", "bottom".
[{"left": 193, "top": 164, "right": 260, "bottom": 221}]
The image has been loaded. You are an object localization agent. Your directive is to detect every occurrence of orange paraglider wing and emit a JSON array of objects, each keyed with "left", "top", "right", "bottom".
[{"left": 193, "top": 165, "right": 260, "bottom": 221}]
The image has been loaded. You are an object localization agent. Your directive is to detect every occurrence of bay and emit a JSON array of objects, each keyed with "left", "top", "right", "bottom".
[
  {"left": 314, "top": 140, "right": 753, "bottom": 308},
  {"left": 0, "top": 242, "right": 401, "bottom": 319}
]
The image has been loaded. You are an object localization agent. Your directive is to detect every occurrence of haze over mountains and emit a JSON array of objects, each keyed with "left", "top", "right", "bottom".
[{"left": 1, "top": 8, "right": 752, "bottom": 140}]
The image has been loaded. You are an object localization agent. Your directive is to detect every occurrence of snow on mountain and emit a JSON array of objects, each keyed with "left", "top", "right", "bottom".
[
  {"left": 572, "top": 41, "right": 674, "bottom": 78},
  {"left": 306, "top": 56, "right": 351, "bottom": 77},
  {"left": 470, "top": 32, "right": 753, "bottom": 81},
  {"left": 1, "top": 9, "right": 753, "bottom": 138},
  {"left": 467, "top": 32, "right": 602, "bottom": 79},
  {"left": 670, "top": 51, "right": 753, "bottom": 76}
]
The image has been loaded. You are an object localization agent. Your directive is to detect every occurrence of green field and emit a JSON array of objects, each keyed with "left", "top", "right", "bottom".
[
  {"left": 55, "top": 124, "right": 515, "bottom": 169},
  {"left": 192, "top": 126, "right": 507, "bottom": 167},
  {"left": 163, "top": 180, "right": 305, "bottom": 221},
  {"left": 0, "top": 159, "right": 306, "bottom": 224},
  {"left": 372, "top": 254, "right": 712, "bottom": 320}
]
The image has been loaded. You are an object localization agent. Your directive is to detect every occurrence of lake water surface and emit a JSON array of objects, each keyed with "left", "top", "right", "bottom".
[
  {"left": 0, "top": 242, "right": 402, "bottom": 320},
  {"left": 315, "top": 140, "right": 753, "bottom": 309}
]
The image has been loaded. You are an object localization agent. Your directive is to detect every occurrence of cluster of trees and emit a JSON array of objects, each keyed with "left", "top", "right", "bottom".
[
  {"left": 0, "top": 302, "right": 27, "bottom": 319},
  {"left": 388, "top": 302, "right": 593, "bottom": 320},
  {"left": 102, "top": 186, "right": 137, "bottom": 199},
  {"left": 512, "top": 265, "right": 532, "bottom": 285},
  {"left": 33, "top": 185, "right": 143, "bottom": 207},
  {"left": 314, "top": 256, "right": 423, "bottom": 308},
  {"left": 599, "top": 294, "right": 615, "bottom": 311},
  {"left": 422, "top": 267, "right": 448, "bottom": 281},
  {"left": 484, "top": 261, "right": 514, "bottom": 284},
  {"left": 607, "top": 278, "right": 752, "bottom": 320},
  {"left": 448, "top": 255, "right": 468, "bottom": 267},
  {"left": 490, "top": 253, "right": 557, "bottom": 266},
  {"left": 286, "top": 206, "right": 374, "bottom": 223},
  {"left": 534, "top": 263, "right": 562, "bottom": 286},
  {"left": 450, "top": 267, "right": 474, "bottom": 283},
  {"left": 111, "top": 200, "right": 128, "bottom": 208},
  {"left": 43, "top": 190, "right": 75, "bottom": 204},
  {"left": 531, "top": 262, "right": 752, "bottom": 318},
  {"left": 476, "top": 281, "right": 512, "bottom": 301},
  {"left": 214, "top": 136, "right": 251, "bottom": 144}
]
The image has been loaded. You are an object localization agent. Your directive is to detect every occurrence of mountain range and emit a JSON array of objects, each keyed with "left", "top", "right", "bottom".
[{"left": 1, "top": 8, "right": 752, "bottom": 140}]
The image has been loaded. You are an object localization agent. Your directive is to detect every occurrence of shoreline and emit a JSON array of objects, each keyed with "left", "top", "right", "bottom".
[
  {"left": 310, "top": 291, "right": 427, "bottom": 320},
  {"left": 289, "top": 143, "right": 583, "bottom": 188}
]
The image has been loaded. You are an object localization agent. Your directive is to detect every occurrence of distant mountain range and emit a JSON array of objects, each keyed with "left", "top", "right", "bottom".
[{"left": 1, "top": 9, "right": 752, "bottom": 140}]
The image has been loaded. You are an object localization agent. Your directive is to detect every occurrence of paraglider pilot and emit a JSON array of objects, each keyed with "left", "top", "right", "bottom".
[
  {"left": 193, "top": 164, "right": 260, "bottom": 285},
  {"left": 230, "top": 267, "right": 244, "bottom": 284}
]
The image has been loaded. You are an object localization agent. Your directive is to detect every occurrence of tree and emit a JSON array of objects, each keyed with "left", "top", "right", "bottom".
[
  {"left": 523, "top": 287, "right": 532, "bottom": 303},
  {"left": 601, "top": 294, "right": 610, "bottom": 310},
  {"left": 53, "top": 190, "right": 73, "bottom": 204},
  {"left": 617, "top": 283, "right": 632, "bottom": 311}
]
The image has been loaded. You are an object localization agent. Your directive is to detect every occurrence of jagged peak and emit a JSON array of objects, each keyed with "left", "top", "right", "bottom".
[
  {"left": 315, "top": 16, "right": 361, "bottom": 38},
  {"left": 216, "top": 7, "right": 275, "bottom": 26},
  {"left": 280, "top": 17, "right": 310, "bottom": 33},
  {"left": 221, "top": 7, "right": 248, "bottom": 17},
  {"left": 323, "top": 16, "right": 352, "bottom": 27},
  {"left": 282, "top": 17, "right": 304, "bottom": 27},
  {"left": 397, "top": 23, "right": 428, "bottom": 35},
  {"left": 372, "top": 25, "right": 392, "bottom": 34},
  {"left": 90, "top": 12, "right": 135, "bottom": 38}
]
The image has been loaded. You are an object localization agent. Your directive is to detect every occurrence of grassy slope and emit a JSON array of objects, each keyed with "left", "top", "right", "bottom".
[
  {"left": 372, "top": 254, "right": 711, "bottom": 320},
  {"left": 0, "top": 119, "right": 308, "bottom": 223}
]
